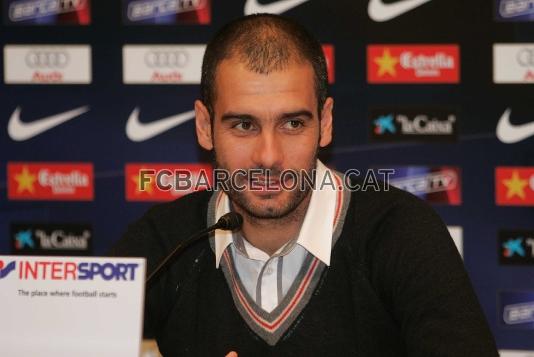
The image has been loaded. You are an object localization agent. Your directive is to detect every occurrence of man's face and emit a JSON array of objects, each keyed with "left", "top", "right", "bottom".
[{"left": 196, "top": 57, "right": 333, "bottom": 219}]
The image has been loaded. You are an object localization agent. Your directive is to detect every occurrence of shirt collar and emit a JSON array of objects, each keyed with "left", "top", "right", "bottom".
[{"left": 213, "top": 160, "right": 339, "bottom": 268}]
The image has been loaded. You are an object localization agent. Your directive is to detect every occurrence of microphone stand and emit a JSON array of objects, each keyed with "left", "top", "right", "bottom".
[{"left": 145, "top": 212, "right": 243, "bottom": 286}]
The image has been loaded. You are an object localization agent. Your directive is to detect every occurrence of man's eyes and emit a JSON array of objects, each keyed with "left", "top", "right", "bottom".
[
  {"left": 230, "top": 118, "right": 305, "bottom": 132},
  {"left": 283, "top": 119, "right": 305, "bottom": 130},
  {"left": 232, "top": 120, "right": 255, "bottom": 131}
]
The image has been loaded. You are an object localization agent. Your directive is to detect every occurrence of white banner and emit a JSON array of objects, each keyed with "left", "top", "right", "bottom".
[
  {"left": 0, "top": 256, "right": 146, "bottom": 357},
  {"left": 499, "top": 350, "right": 534, "bottom": 357},
  {"left": 123, "top": 44, "right": 206, "bottom": 84},
  {"left": 447, "top": 226, "right": 464, "bottom": 258},
  {"left": 494, "top": 44, "right": 534, "bottom": 84},
  {"left": 4, "top": 45, "right": 92, "bottom": 84}
]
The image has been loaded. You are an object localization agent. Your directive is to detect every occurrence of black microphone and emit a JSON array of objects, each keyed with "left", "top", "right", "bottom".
[
  {"left": 216, "top": 211, "right": 243, "bottom": 230},
  {"left": 145, "top": 212, "right": 243, "bottom": 286}
]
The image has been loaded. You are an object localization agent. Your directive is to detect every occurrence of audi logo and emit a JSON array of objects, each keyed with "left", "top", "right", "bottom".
[
  {"left": 517, "top": 48, "right": 534, "bottom": 67},
  {"left": 25, "top": 51, "right": 69, "bottom": 68},
  {"left": 144, "top": 50, "right": 189, "bottom": 68}
]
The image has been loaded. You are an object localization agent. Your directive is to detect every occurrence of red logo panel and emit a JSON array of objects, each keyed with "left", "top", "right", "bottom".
[
  {"left": 322, "top": 44, "right": 335, "bottom": 84},
  {"left": 125, "top": 163, "right": 213, "bottom": 202},
  {"left": 496, "top": 167, "right": 534, "bottom": 206},
  {"left": 8, "top": 162, "right": 94, "bottom": 201},
  {"left": 368, "top": 45, "right": 460, "bottom": 84}
]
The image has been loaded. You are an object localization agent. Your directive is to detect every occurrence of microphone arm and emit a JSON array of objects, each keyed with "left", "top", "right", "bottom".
[{"left": 145, "top": 212, "right": 243, "bottom": 286}]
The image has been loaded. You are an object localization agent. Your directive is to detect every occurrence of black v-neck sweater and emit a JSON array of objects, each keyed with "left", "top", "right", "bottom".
[{"left": 111, "top": 186, "right": 498, "bottom": 357}]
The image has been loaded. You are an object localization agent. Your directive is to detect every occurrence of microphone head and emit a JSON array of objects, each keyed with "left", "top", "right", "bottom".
[{"left": 216, "top": 212, "right": 243, "bottom": 231}]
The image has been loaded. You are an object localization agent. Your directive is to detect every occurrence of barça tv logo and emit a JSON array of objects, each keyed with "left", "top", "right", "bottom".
[
  {"left": 495, "top": 0, "right": 534, "bottom": 22},
  {"left": 3, "top": 0, "right": 91, "bottom": 25},
  {"left": 376, "top": 166, "right": 462, "bottom": 205},
  {"left": 499, "top": 291, "right": 534, "bottom": 328},
  {"left": 122, "top": 0, "right": 211, "bottom": 25}
]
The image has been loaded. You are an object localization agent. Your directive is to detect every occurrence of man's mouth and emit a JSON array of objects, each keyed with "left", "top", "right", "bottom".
[
  {"left": 229, "top": 169, "right": 301, "bottom": 193},
  {"left": 250, "top": 176, "right": 282, "bottom": 191}
]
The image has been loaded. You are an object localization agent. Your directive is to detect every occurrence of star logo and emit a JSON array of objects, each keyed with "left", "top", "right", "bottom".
[
  {"left": 503, "top": 238, "right": 525, "bottom": 257},
  {"left": 503, "top": 170, "right": 529, "bottom": 200},
  {"left": 374, "top": 49, "right": 399, "bottom": 77},
  {"left": 374, "top": 114, "right": 396, "bottom": 134},
  {"left": 14, "top": 166, "right": 37, "bottom": 194},
  {"left": 15, "top": 230, "right": 35, "bottom": 249}
]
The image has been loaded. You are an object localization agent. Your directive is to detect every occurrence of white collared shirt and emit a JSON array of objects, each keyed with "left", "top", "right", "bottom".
[{"left": 213, "top": 160, "right": 339, "bottom": 312}]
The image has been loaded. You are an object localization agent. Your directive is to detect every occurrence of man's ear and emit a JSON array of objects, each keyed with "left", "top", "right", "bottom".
[
  {"left": 195, "top": 100, "right": 213, "bottom": 150},
  {"left": 319, "top": 97, "right": 333, "bottom": 147}
]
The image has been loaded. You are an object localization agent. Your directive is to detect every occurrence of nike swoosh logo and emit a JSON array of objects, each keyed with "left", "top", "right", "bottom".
[
  {"left": 497, "top": 108, "right": 534, "bottom": 144},
  {"left": 8, "top": 106, "right": 90, "bottom": 141},
  {"left": 368, "top": 0, "right": 432, "bottom": 22},
  {"left": 126, "top": 107, "right": 195, "bottom": 142},
  {"left": 244, "top": 0, "right": 310, "bottom": 15}
]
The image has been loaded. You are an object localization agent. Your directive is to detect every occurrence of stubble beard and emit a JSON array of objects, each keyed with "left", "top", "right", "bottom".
[{"left": 213, "top": 151, "right": 318, "bottom": 220}]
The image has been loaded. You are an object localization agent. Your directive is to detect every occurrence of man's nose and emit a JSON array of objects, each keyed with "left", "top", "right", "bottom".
[{"left": 251, "top": 130, "right": 284, "bottom": 169}]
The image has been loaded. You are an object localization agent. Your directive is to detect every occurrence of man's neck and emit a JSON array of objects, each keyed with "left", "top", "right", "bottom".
[{"left": 234, "top": 193, "right": 312, "bottom": 256}]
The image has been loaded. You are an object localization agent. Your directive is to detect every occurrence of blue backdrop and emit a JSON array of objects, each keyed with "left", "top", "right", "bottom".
[{"left": 1, "top": 0, "right": 533, "bottom": 350}]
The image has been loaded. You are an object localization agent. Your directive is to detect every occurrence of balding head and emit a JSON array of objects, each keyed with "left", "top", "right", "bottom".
[{"left": 200, "top": 14, "right": 328, "bottom": 118}]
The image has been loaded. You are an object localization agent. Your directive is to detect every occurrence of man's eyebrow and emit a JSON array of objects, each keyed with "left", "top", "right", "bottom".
[
  {"left": 279, "top": 110, "right": 314, "bottom": 120},
  {"left": 220, "top": 113, "right": 257, "bottom": 122},
  {"left": 220, "top": 110, "right": 314, "bottom": 122}
]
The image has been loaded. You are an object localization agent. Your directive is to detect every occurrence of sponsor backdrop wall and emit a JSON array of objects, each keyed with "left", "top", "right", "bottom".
[{"left": 1, "top": 0, "right": 533, "bottom": 351}]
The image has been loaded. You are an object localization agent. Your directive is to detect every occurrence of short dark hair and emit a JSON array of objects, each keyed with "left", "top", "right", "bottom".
[{"left": 200, "top": 14, "right": 329, "bottom": 119}]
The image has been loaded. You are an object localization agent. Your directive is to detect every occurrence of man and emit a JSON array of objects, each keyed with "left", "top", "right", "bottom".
[{"left": 111, "top": 14, "right": 498, "bottom": 356}]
